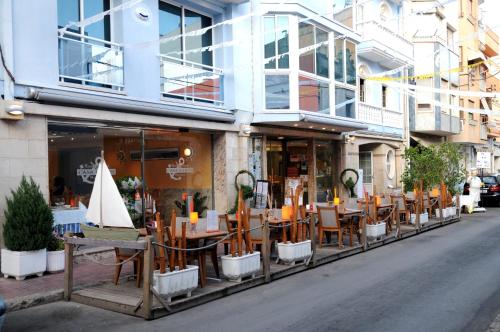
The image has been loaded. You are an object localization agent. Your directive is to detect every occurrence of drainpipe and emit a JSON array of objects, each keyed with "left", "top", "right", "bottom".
[{"left": 1, "top": 0, "right": 14, "bottom": 100}]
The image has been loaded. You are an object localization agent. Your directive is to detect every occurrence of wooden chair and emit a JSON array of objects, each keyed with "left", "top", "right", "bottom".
[
  {"left": 317, "top": 206, "right": 343, "bottom": 248},
  {"left": 342, "top": 198, "right": 361, "bottom": 246},
  {"left": 390, "top": 194, "right": 410, "bottom": 224},
  {"left": 247, "top": 208, "right": 265, "bottom": 252},
  {"left": 113, "top": 248, "right": 143, "bottom": 288}
]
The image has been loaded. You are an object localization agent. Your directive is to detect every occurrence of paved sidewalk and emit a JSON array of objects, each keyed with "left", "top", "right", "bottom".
[{"left": 0, "top": 248, "right": 132, "bottom": 312}]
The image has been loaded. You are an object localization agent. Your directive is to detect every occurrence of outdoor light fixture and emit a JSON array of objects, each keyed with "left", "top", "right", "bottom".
[
  {"left": 183, "top": 147, "right": 193, "bottom": 157},
  {"left": 1, "top": 100, "right": 24, "bottom": 120},
  {"left": 239, "top": 124, "right": 252, "bottom": 137}
]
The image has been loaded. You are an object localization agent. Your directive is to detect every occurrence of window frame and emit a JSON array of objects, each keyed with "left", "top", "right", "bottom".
[{"left": 159, "top": 0, "right": 215, "bottom": 67}]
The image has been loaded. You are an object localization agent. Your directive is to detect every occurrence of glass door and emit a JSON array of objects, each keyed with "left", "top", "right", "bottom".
[{"left": 359, "top": 151, "right": 373, "bottom": 195}]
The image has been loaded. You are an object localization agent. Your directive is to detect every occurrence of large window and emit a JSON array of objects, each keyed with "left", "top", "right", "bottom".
[
  {"left": 335, "top": 37, "right": 356, "bottom": 86},
  {"left": 298, "top": 23, "right": 329, "bottom": 78},
  {"left": 345, "top": 41, "right": 356, "bottom": 85},
  {"left": 335, "top": 38, "right": 344, "bottom": 82},
  {"left": 299, "top": 75, "right": 329, "bottom": 113},
  {"left": 48, "top": 124, "right": 214, "bottom": 229},
  {"left": 266, "top": 75, "right": 290, "bottom": 109},
  {"left": 58, "top": 0, "right": 110, "bottom": 40},
  {"left": 335, "top": 87, "right": 356, "bottom": 118},
  {"left": 159, "top": 2, "right": 213, "bottom": 66},
  {"left": 264, "top": 16, "right": 289, "bottom": 69}
]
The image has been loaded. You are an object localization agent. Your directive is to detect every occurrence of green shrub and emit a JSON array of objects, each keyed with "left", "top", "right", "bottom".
[
  {"left": 47, "top": 234, "right": 65, "bottom": 251},
  {"left": 3, "top": 176, "right": 54, "bottom": 251}
]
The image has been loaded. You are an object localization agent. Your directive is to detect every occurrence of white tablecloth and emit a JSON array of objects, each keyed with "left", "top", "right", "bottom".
[{"left": 52, "top": 203, "right": 93, "bottom": 235}]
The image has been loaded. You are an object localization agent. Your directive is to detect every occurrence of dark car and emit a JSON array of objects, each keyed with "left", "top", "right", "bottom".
[
  {"left": 0, "top": 296, "right": 5, "bottom": 329},
  {"left": 479, "top": 175, "right": 500, "bottom": 206}
]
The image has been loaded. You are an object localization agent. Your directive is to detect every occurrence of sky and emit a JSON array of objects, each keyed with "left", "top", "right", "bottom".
[{"left": 480, "top": 0, "right": 500, "bottom": 36}]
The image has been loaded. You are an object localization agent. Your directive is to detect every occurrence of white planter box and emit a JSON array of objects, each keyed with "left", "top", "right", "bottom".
[
  {"left": 46, "top": 250, "right": 65, "bottom": 273},
  {"left": 221, "top": 251, "right": 260, "bottom": 282},
  {"left": 447, "top": 207, "right": 456, "bottom": 218},
  {"left": 366, "top": 223, "right": 386, "bottom": 238},
  {"left": 153, "top": 265, "right": 199, "bottom": 302},
  {"left": 410, "top": 213, "right": 429, "bottom": 225},
  {"left": 1, "top": 249, "right": 46, "bottom": 280},
  {"left": 277, "top": 240, "right": 312, "bottom": 264},
  {"left": 438, "top": 208, "right": 448, "bottom": 219}
]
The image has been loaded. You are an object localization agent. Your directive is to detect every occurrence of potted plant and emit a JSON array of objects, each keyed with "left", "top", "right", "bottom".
[
  {"left": 2, "top": 176, "right": 53, "bottom": 280},
  {"left": 221, "top": 190, "right": 260, "bottom": 281},
  {"left": 46, "top": 234, "right": 65, "bottom": 273}
]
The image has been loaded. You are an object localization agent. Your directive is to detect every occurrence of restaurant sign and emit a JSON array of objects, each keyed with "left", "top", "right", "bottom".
[
  {"left": 166, "top": 157, "right": 193, "bottom": 180},
  {"left": 77, "top": 157, "right": 116, "bottom": 184}
]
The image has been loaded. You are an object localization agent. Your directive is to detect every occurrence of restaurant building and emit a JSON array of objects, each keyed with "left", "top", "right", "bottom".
[{"left": 0, "top": 0, "right": 373, "bottom": 247}]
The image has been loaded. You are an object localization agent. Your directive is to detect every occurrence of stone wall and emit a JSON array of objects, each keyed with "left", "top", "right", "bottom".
[{"left": 0, "top": 115, "right": 49, "bottom": 248}]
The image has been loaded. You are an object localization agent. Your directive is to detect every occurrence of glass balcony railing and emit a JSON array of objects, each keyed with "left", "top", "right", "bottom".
[
  {"left": 160, "top": 55, "right": 224, "bottom": 106},
  {"left": 58, "top": 32, "right": 124, "bottom": 90}
]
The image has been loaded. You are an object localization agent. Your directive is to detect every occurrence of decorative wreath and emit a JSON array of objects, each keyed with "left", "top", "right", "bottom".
[
  {"left": 234, "top": 170, "right": 256, "bottom": 192},
  {"left": 340, "top": 168, "right": 359, "bottom": 189}
]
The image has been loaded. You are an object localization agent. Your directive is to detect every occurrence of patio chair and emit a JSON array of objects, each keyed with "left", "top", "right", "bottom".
[
  {"left": 113, "top": 247, "right": 143, "bottom": 288},
  {"left": 390, "top": 194, "right": 410, "bottom": 224},
  {"left": 422, "top": 192, "right": 432, "bottom": 218},
  {"left": 317, "top": 205, "right": 343, "bottom": 248},
  {"left": 247, "top": 208, "right": 265, "bottom": 252},
  {"left": 342, "top": 198, "right": 361, "bottom": 246}
]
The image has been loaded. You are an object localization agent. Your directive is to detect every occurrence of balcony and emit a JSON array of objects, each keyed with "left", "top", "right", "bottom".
[
  {"left": 357, "top": 102, "right": 404, "bottom": 137},
  {"left": 160, "top": 56, "right": 224, "bottom": 106},
  {"left": 58, "top": 32, "right": 124, "bottom": 91},
  {"left": 485, "top": 28, "right": 499, "bottom": 57},
  {"left": 357, "top": 21, "right": 413, "bottom": 69},
  {"left": 412, "top": 110, "right": 460, "bottom": 135}
]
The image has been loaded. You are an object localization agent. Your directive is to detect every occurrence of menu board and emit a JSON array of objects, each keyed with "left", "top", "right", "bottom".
[
  {"left": 254, "top": 180, "right": 269, "bottom": 209},
  {"left": 206, "top": 210, "right": 219, "bottom": 232}
]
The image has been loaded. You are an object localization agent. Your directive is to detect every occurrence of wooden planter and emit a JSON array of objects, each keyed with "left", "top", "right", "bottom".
[
  {"left": 221, "top": 252, "right": 260, "bottom": 282},
  {"left": 1, "top": 249, "right": 46, "bottom": 280},
  {"left": 46, "top": 250, "right": 65, "bottom": 273},
  {"left": 277, "top": 240, "right": 312, "bottom": 265},
  {"left": 410, "top": 212, "right": 429, "bottom": 225},
  {"left": 366, "top": 223, "right": 386, "bottom": 238},
  {"left": 153, "top": 265, "right": 199, "bottom": 302}
]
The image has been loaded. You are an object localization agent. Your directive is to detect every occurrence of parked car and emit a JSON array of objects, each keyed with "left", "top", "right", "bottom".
[
  {"left": 479, "top": 175, "right": 500, "bottom": 206},
  {"left": 0, "top": 296, "right": 5, "bottom": 329}
]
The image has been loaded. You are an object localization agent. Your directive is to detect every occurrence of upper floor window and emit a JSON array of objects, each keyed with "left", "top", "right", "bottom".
[
  {"left": 159, "top": 2, "right": 213, "bottom": 66},
  {"left": 335, "top": 37, "right": 356, "bottom": 86},
  {"left": 264, "top": 16, "right": 289, "bottom": 69},
  {"left": 379, "top": 2, "right": 392, "bottom": 22},
  {"left": 57, "top": 0, "right": 124, "bottom": 90},
  {"left": 299, "top": 23, "right": 329, "bottom": 78},
  {"left": 58, "top": 0, "right": 110, "bottom": 40},
  {"left": 332, "top": 0, "right": 354, "bottom": 29}
]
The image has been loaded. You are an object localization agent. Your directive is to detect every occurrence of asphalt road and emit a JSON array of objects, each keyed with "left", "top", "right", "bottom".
[{"left": 5, "top": 210, "right": 500, "bottom": 332}]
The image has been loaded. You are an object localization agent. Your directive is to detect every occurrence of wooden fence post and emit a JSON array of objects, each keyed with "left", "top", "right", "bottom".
[
  {"left": 262, "top": 219, "right": 271, "bottom": 283},
  {"left": 362, "top": 212, "right": 367, "bottom": 251},
  {"left": 63, "top": 235, "right": 73, "bottom": 301},
  {"left": 309, "top": 213, "right": 316, "bottom": 266},
  {"left": 395, "top": 203, "right": 401, "bottom": 239},
  {"left": 142, "top": 236, "right": 154, "bottom": 320}
]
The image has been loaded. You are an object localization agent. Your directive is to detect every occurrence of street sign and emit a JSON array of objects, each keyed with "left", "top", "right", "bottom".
[{"left": 476, "top": 151, "right": 491, "bottom": 169}]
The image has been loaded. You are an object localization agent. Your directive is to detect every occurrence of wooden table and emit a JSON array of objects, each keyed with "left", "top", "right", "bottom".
[{"left": 175, "top": 229, "right": 228, "bottom": 288}]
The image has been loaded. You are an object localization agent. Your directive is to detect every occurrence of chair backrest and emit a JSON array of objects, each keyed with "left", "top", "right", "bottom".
[
  {"left": 390, "top": 195, "right": 406, "bottom": 211},
  {"left": 344, "top": 198, "right": 358, "bottom": 210},
  {"left": 317, "top": 206, "right": 340, "bottom": 229},
  {"left": 248, "top": 213, "right": 263, "bottom": 240}
]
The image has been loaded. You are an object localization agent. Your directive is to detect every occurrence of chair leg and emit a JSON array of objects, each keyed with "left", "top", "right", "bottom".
[
  {"left": 136, "top": 257, "right": 142, "bottom": 288},
  {"left": 114, "top": 263, "right": 122, "bottom": 285},
  {"left": 338, "top": 230, "right": 344, "bottom": 249},
  {"left": 318, "top": 228, "right": 323, "bottom": 248},
  {"left": 224, "top": 243, "right": 229, "bottom": 255}
]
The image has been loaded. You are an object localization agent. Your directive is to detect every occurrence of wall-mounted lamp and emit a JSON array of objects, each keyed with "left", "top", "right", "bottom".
[
  {"left": 239, "top": 124, "right": 252, "bottom": 137},
  {"left": 183, "top": 147, "right": 193, "bottom": 157},
  {"left": 1, "top": 100, "right": 24, "bottom": 120}
]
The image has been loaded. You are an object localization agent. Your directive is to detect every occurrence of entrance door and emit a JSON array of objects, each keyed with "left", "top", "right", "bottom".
[
  {"left": 266, "top": 138, "right": 309, "bottom": 207},
  {"left": 359, "top": 151, "right": 373, "bottom": 195}
]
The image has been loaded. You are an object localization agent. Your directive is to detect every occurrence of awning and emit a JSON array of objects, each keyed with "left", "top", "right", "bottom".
[{"left": 252, "top": 112, "right": 368, "bottom": 133}]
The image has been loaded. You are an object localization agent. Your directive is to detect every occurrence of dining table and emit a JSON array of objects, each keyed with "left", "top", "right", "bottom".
[{"left": 174, "top": 228, "right": 228, "bottom": 288}]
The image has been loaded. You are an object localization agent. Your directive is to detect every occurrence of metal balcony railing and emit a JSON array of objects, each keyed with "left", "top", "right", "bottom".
[
  {"left": 160, "top": 55, "right": 224, "bottom": 106},
  {"left": 58, "top": 32, "right": 124, "bottom": 90}
]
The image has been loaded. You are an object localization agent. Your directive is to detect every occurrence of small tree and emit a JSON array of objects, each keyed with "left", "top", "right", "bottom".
[
  {"left": 437, "top": 142, "right": 466, "bottom": 195},
  {"left": 401, "top": 145, "right": 443, "bottom": 192},
  {"left": 3, "top": 176, "right": 54, "bottom": 251}
]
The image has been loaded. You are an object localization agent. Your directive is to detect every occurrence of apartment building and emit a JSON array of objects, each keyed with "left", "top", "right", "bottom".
[
  {"left": 407, "top": 0, "right": 461, "bottom": 146},
  {"left": 0, "top": 0, "right": 370, "bottom": 246},
  {"left": 353, "top": 0, "right": 413, "bottom": 194}
]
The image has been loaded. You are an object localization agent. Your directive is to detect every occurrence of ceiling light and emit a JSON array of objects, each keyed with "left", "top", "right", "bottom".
[
  {"left": 322, "top": 127, "right": 326, "bottom": 130},
  {"left": 277, "top": 136, "right": 284, "bottom": 140},
  {"left": 309, "top": 126, "right": 313, "bottom": 129},
  {"left": 70, "top": 137, "right": 74, "bottom": 141},
  {"left": 293, "top": 123, "right": 298, "bottom": 127}
]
